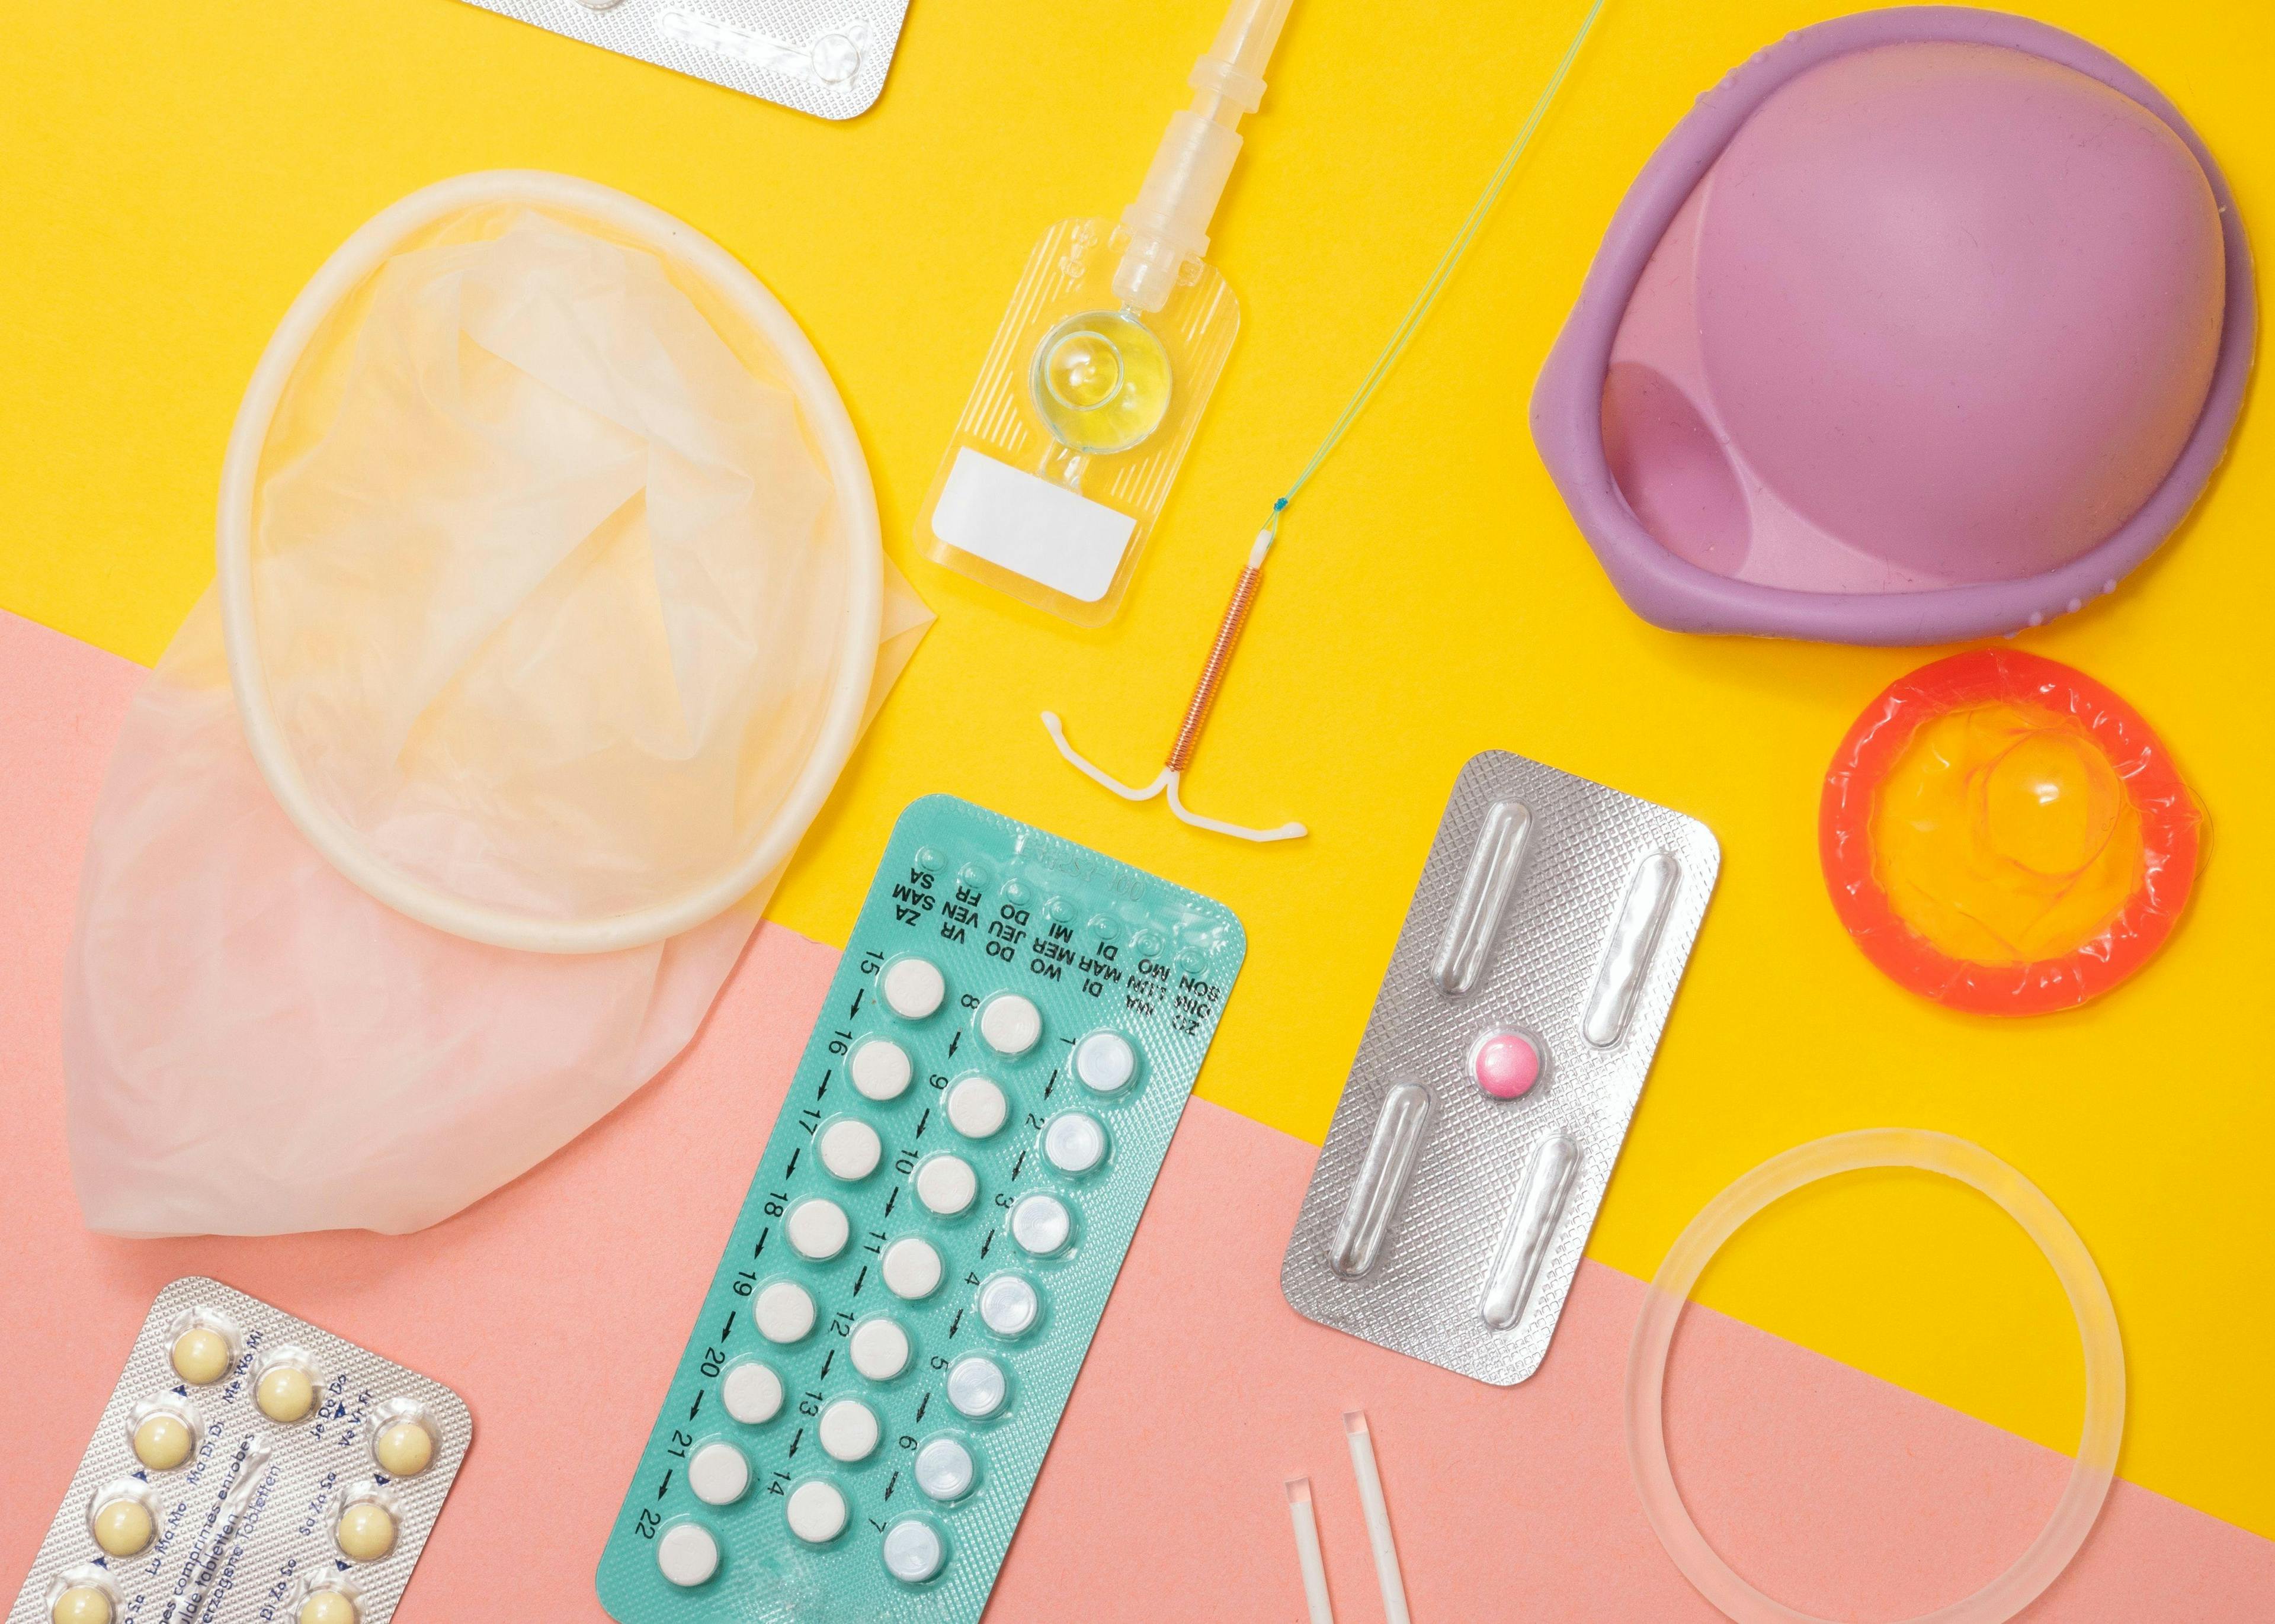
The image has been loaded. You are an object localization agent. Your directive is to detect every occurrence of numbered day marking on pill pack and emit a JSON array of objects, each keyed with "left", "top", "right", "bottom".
[{"left": 597, "top": 796, "right": 1245, "bottom": 1624}]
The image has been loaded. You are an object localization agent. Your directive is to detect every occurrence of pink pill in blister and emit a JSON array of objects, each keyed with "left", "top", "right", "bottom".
[{"left": 1468, "top": 1029, "right": 1543, "bottom": 1100}]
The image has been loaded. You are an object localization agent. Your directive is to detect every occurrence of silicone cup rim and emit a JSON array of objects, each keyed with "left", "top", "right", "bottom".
[
  {"left": 215, "top": 169, "right": 885, "bottom": 954},
  {"left": 1625, "top": 1129, "right": 2125, "bottom": 1624},
  {"left": 1818, "top": 649, "right": 2203, "bottom": 1016}
]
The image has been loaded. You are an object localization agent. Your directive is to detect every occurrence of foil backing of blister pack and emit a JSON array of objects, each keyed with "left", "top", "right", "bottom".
[
  {"left": 1281, "top": 752, "right": 1718, "bottom": 1385},
  {"left": 459, "top": 0, "right": 911, "bottom": 120},
  {"left": 8, "top": 1277, "right": 471, "bottom": 1624}
]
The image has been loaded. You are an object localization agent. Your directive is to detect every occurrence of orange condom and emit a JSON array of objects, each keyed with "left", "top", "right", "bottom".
[{"left": 1820, "top": 650, "right": 2202, "bottom": 1015}]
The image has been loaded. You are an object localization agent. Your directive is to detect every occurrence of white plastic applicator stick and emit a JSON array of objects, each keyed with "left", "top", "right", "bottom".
[
  {"left": 1344, "top": 1410, "right": 1412, "bottom": 1624},
  {"left": 1285, "top": 1476, "right": 1336, "bottom": 1623}
]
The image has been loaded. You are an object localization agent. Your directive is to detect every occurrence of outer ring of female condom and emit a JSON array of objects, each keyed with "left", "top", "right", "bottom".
[
  {"left": 213, "top": 171, "right": 883, "bottom": 954},
  {"left": 1821, "top": 650, "right": 2202, "bottom": 1016},
  {"left": 1626, "top": 1129, "right": 2123, "bottom": 1624},
  {"left": 1529, "top": 8, "right": 2255, "bottom": 646}
]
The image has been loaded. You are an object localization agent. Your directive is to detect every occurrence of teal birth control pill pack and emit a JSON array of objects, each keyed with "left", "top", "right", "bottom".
[{"left": 598, "top": 795, "right": 1245, "bottom": 1623}]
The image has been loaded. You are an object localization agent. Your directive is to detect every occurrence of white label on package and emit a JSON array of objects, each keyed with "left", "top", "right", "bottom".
[{"left": 933, "top": 448, "right": 1137, "bottom": 604}]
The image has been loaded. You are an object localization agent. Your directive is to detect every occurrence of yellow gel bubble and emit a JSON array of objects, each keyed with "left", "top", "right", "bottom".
[
  {"left": 1870, "top": 701, "right": 2141, "bottom": 965},
  {"left": 297, "top": 1590, "right": 358, "bottom": 1624},
  {"left": 257, "top": 1365, "right": 316, "bottom": 1423},
  {"left": 92, "top": 1498, "right": 153, "bottom": 1558},
  {"left": 50, "top": 1586, "right": 114, "bottom": 1624},
  {"left": 335, "top": 1502, "right": 397, "bottom": 1562},
  {"left": 133, "top": 1414, "right": 193, "bottom": 1471},
  {"left": 1044, "top": 330, "right": 1122, "bottom": 410},
  {"left": 170, "top": 1328, "right": 230, "bottom": 1386},
  {"left": 1029, "top": 309, "right": 1172, "bottom": 455},
  {"left": 374, "top": 1420, "right": 434, "bottom": 1478}
]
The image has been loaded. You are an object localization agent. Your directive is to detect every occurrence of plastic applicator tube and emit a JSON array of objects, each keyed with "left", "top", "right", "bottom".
[
  {"left": 1342, "top": 1410, "right": 1412, "bottom": 1624},
  {"left": 1285, "top": 1476, "right": 1336, "bottom": 1623},
  {"left": 1113, "top": 0, "right": 1296, "bottom": 310}
]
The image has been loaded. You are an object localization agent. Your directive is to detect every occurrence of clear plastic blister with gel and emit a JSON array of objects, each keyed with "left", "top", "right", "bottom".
[
  {"left": 1282, "top": 752, "right": 1719, "bottom": 1385},
  {"left": 596, "top": 795, "right": 1245, "bottom": 1623},
  {"left": 914, "top": 220, "right": 1240, "bottom": 625},
  {"left": 914, "top": 0, "right": 1294, "bottom": 624},
  {"left": 8, "top": 1278, "right": 472, "bottom": 1624}
]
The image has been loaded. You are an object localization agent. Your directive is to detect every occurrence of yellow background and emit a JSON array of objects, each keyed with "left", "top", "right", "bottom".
[{"left": 4, "top": 0, "right": 2267, "bottom": 1545}]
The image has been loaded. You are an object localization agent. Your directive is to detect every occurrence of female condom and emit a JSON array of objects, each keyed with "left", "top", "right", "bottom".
[{"left": 63, "top": 173, "right": 930, "bottom": 1236}]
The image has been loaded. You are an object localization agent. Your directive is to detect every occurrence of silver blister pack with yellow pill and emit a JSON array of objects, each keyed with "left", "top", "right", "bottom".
[
  {"left": 457, "top": 0, "right": 911, "bottom": 120},
  {"left": 8, "top": 1278, "right": 470, "bottom": 1624},
  {"left": 1281, "top": 752, "right": 1719, "bottom": 1385}
]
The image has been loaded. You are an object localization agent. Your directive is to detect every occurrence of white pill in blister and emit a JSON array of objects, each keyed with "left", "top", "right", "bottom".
[
  {"left": 787, "top": 1198, "right": 850, "bottom": 1261},
  {"left": 883, "top": 958, "right": 946, "bottom": 1020},
  {"left": 851, "top": 1038, "right": 914, "bottom": 1101},
  {"left": 914, "top": 1437, "right": 976, "bottom": 1502},
  {"left": 850, "top": 1317, "right": 911, "bottom": 1381},
  {"left": 687, "top": 1441, "right": 750, "bottom": 1505},
  {"left": 946, "top": 1077, "right": 1007, "bottom": 1139},
  {"left": 722, "top": 1361, "right": 783, "bottom": 1424},
  {"left": 1010, "top": 1193, "right": 1072, "bottom": 1256},
  {"left": 915, "top": 1155, "right": 977, "bottom": 1217},
  {"left": 882, "top": 1237, "right": 943, "bottom": 1300},
  {"left": 818, "top": 1398, "right": 880, "bottom": 1462},
  {"left": 657, "top": 1522, "right": 719, "bottom": 1586},
  {"left": 92, "top": 1497, "right": 155, "bottom": 1558},
  {"left": 978, "top": 1275, "right": 1039, "bottom": 1337},
  {"left": 979, "top": 994, "right": 1041, "bottom": 1055},
  {"left": 374, "top": 1417, "right": 435, "bottom": 1477},
  {"left": 883, "top": 1517, "right": 946, "bottom": 1583},
  {"left": 819, "top": 1118, "right": 882, "bottom": 1180},
  {"left": 335, "top": 1502, "right": 397, "bottom": 1562},
  {"left": 133, "top": 1412, "right": 194, "bottom": 1471},
  {"left": 786, "top": 1479, "right": 848, "bottom": 1544},
  {"left": 52, "top": 1587, "right": 117, "bottom": 1624},
  {"left": 1075, "top": 1031, "right": 1137, "bottom": 1093},
  {"left": 171, "top": 1326, "right": 232, "bottom": 1385},
  {"left": 257, "top": 1362, "right": 317, "bottom": 1423},
  {"left": 1043, "top": 1111, "right": 1107, "bottom": 1174},
  {"left": 755, "top": 1281, "right": 816, "bottom": 1343},
  {"left": 296, "top": 1591, "right": 354, "bottom": 1624},
  {"left": 946, "top": 1355, "right": 1006, "bottom": 1419}
]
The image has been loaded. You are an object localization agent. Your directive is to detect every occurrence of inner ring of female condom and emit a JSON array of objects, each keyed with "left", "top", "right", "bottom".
[{"left": 1624, "top": 1128, "right": 2123, "bottom": 1624}]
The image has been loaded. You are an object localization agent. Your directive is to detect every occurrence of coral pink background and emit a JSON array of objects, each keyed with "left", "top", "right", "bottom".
[{"left": 5, "top": 610, "right": 2268, "bottom": 1619}]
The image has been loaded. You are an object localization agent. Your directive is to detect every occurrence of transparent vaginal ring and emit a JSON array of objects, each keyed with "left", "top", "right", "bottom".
[{"left": 1625, "top": 1129, "right": 2123, "bottom": 1624}]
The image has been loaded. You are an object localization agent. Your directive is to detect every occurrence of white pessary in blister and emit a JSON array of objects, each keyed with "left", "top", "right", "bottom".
[
  {"left": 1281, "top": 751, "right": 1718, "bottom": 1384},
  {"left": 8, "top": 1278, "right": 470, "bottom": 1624}
]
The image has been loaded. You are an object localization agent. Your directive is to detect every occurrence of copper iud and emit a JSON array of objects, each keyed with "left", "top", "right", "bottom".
[
  {"left": 1044, "top": 526, "right": 1306, "bottom": 842},
  {"left": 1042, "top": 0, "right": 1609, "bottom": 842},
  {"left": 1169, "top": 556, "right": 1264, "bottom": 771}
]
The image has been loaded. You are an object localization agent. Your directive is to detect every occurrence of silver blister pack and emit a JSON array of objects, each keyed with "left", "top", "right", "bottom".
[
  {"left": 1281, "top": 752, "right": 1718, "bottom": 1385},
  {"left": 8, "top": 1277, "right": 471, "bottom": 1624},
  {"left": 459, "top": 0, "right": 911, "bottom": 120}
]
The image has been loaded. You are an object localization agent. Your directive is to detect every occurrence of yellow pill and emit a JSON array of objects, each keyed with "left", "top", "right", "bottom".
[
  {"left": 50, "top": 1586, "right": 114, "bottom": 1624},
  {"left": 257, "top": 1366, "right": 315, "bottom": 1423},
  {"left": 133, "top": 1414, "right": 193, "bottom": 1471},
  {"left": 170, "top": 1328, "right": 230, "bottom": 1386},
  {"left": 374, "top": 1420, "right": 434, "bottom": 1478},
  {"left": 335, "top": 1502, "right": 396, "bottom": 1562},
  {"left": 92, "top": 1498, "right": 154, "bottom": 1558},
  {"left": 296, "top": 1590, "right": 358, "bottom": 1624}
]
